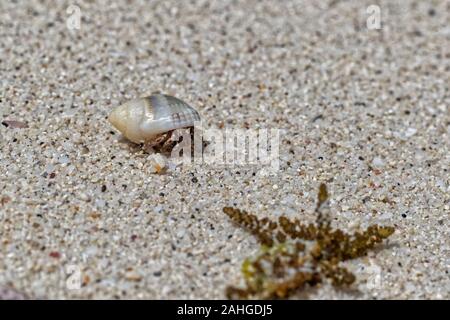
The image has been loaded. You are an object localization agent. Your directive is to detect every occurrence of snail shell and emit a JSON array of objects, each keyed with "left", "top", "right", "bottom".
[{"left": 108, "top": 94, "right": 201, "bottom": 144}]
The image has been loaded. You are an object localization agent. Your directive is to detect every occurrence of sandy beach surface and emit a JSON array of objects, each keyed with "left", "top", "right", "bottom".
[{"left": 0, "top": 0, "right": 449, "bottom": 299}]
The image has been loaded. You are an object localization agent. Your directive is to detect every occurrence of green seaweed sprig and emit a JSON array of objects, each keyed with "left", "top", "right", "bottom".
[{"left": 224, "top": 184, "right": 395, "bottom": 299}]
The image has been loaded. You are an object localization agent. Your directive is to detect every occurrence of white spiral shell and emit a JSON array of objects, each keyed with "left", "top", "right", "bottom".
[{"left": 108, "top": 94, "right": 201, "bottom": 143}]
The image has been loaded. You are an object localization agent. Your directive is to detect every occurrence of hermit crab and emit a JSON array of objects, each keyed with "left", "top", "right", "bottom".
[{"left": 108, "top": 93, "right": 201, "bottom": 152}]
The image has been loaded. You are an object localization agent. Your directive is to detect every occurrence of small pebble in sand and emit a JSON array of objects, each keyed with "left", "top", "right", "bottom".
[
  {"left": 1, "top": 120, "right": 28, "bottom": 128},
  {"left": 58, "top": 155, "right": 70, "bottom": 164},
  {"left": 78, "top": 192, "right": 91, "bottom": 202},
  {"left": 372, "top": 157, "right": 385, "bottom": 167},
  {"left": 49, "top": 251, "right": 61, "bottom": 259},
  {"left": 125, "top": 270, "right": 142, "bottom": 282},
  {"left": 0, "top": 196, "right": 11, "bottom": 206},
  {"left": 404, "top": 127, "right": 417, "bottom": 138},
  {"left": 147, "top": 153, "right": 167, "bottom": 174}
]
